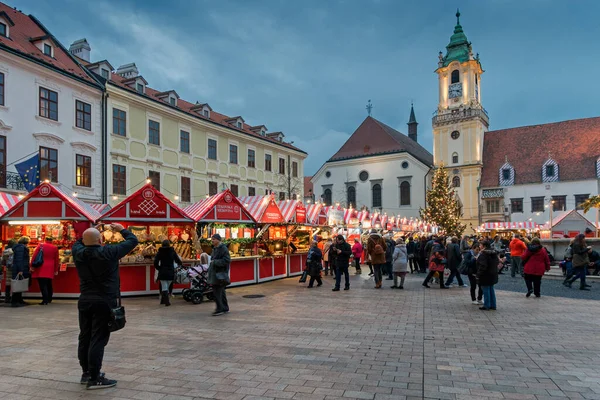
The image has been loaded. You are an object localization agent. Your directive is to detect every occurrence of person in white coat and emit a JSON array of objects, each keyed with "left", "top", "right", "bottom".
[{"left": 392, "top": 237, "right": 408, "bottom": 289}]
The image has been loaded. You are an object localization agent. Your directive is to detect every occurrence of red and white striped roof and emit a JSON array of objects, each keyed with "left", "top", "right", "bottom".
[
  {"left": 305, "top": 203, "right": 326, "bottom": 225},
  {"left": 88, "top": 203, "right": 111, "bottom": 214},
  {"left": 238, "top": 195, "right": 284, "bottom": 223},
  {"left": 277, "top": 200, "right": 301, "bottom": 222},
  {"left": 184, "top": 190, "right": 255, "bottom": 223},
  {"left": 482, "top": 221, "right": 539, "bottom": 231},
  {"left": 357, "top": 210, "right": 370, "bottom": 221},
  {"left": 0, "top": 193, "right": 20, "bottom": 216},
  {"left": 344, "top": 208, "right": 358, "bottom": 224}
]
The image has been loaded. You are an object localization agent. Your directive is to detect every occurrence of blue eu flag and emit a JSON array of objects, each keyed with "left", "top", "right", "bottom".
[{"left": 15, "top": 154, "right": 40, "bottom": 192}]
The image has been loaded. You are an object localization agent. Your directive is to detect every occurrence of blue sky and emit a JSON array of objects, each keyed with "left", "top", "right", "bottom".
[{"left": 13, "top": 0, "right": 600, "bottom": 175}]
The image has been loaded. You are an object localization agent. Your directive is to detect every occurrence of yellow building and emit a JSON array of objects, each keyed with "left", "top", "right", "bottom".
[
  {"left": 82, "top": 60, "right": 306, "bottom": 206},
  {"left": 432, "top": 10, "right": 488, "bottom": 232}
]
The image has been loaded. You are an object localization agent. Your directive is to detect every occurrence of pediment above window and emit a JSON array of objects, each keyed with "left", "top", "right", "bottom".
[
  {"left": 70, "top": 141, "right": 97, "bottom": 154},
  {"left": 0, "top": 119, "right": 12, "bottom": 130},
  {"left": 33, "top": 132, "right": 65, "bottom": 146},
  {"left": 499, "top": 161, "right": 514, "bottom": 186},
  {"left": 542, "top": 158, "right": 558, "bottom": 182}
]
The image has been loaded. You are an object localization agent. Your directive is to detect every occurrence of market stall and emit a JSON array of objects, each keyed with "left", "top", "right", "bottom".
[
  {"left": 480, "top": 221, "right": 539, "bottom": 239},
  {"left": 539, "top": 210, "right": 595, "bottom": 239},
  {"left": 184, "top": 189, "right": 258, "bottom": 286},
  {"left": 98, "top": 183, "right": 196, "bottom": 296},
  {"left": 0, "top": 192, "right": 23, "bottom": 296},
  {"left": 238, "top": 194, "right": 288, "bottom": 282},
  {"left": 0, "top": 182, "right": 103, "bottom": 297},
  {"left": 277, "top": 199, "right": 311, "bottom": 277}
]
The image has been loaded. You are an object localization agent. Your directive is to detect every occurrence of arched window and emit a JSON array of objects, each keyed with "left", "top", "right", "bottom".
[
  {"left": 323, "top": 189, "right": 332, "bottom": 206},
  {"left": 451, "top": 69, "right": 460, "bottom": 84},
  {"left": 347, "top": 186, "right": 356, "bottom": 208},
  {"left": 372, "top": 184, "right": 382, "bottom": 208},
  {"left": 452, "top": 176, "right": 461, "bottom": 188},
  {"left": 400, "top": 181, "right": 410, "bottom": 206},
  {"left": 452, "top": 152, "right": 459, "bottom": 164}
]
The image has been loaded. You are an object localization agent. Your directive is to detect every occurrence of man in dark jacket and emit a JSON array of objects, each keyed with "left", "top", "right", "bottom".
[
  {"left": 72, "top": 223, "right": 138, "bottom": 390},
  {"left": 444, "top": 237, "right": 466, "bottom": 287},
  {"left": 306, "top": 241, "right": 323, "bottom": 288},
  {"left": 476, "top": 241, "right": 499, "bottom": 310},
  {"left": 207, "top": 234, "right": 231, "bottom": 316},
  {"left": 331, "top": 235, "right": 352, "bottom": 291},
  {"left": 406, "top": 237, "right": 417, "bottom": 274},
  {"left": 384, "top": 235, "right": 395, "bottom": 280}
]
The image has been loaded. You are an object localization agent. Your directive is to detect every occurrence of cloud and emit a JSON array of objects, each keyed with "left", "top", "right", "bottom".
[{"left": 290, "top": 129, "right": 352, "bottom": 176}]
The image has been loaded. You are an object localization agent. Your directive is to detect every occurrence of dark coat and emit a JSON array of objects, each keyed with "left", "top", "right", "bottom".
[
  {"left": 464, "top": 251, "right": 478, "bottom": 276},
  {"left": 153, "top": 247, "right": 183, "bottom": 281},
  {"left": 367, "top": 234, "right": 386, "bottom": 265},
  {"left": 207, "top": 243, "right": 230, "bottom": 286},
  {"left": 572, "top": 243, "right": 590, "bottom": 268},
  {"left": 406, "top": 240, "right": 417, "bottom": 255},
  {"left": 306, "top": 246, "right": 323, "bottom": 277},
  {"left": 476, "top": 249, "right": 499, "bottom": 286},
  {"left": 446, "top": 243, "right": 462, "bottom": 269},
  {"left": 332, "top": 240, "right": 352, "bottom": 269},
  {"left": 522, "top": 245, "right": 550, "bottom": 276},
  {"left": 72, "top": 229, "right": 139, "bottom": 302},
  {"left": 11, "top": 243, "right": 30, "bottom": 279},
  {"left": 385, "top": 239, "right": 395, "bottom": 263}
]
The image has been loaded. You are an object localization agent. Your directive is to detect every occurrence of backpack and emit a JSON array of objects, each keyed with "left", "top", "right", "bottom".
[{"left": 374, "top": 243, "right": 384, "bottom": 255}]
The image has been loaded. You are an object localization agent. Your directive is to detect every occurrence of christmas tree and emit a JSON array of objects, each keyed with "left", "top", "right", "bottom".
[{"left": 420, "top": 165, "right": 466, "bottom": 237}]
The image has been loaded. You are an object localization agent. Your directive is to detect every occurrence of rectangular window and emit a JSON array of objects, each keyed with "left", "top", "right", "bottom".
[
  {"left": 169, "top": 97, "right": 176, "bottom": 106},
  {"left": 248, "top": 187, "right": 255, "bottom": 196},
  {"left": 279, "top": 192, "right": 286, "bottom": 201},
  {"left": 43, "top": 44, "right": 52, "bottom": 56},
  {"left": 208, "top": 139, "right": 217, "bottom": 160},
  {"left": 208, "top": 181, "right": 218, "bottom": 196},
  {"left": 149, "top": 170, "right": 160, "bottom": 190},
  {"left": 39, "top": 146, "right": 58, "bottom": 182},
  {"left": 75, "top": 154, "right": 91, "bottom": 187},
  {"left": 148, "top": 120, "right": 160, "bottom": 145},
  {"left": 0, "top": 23, "right": 6, "bottom": 37},
  {"left": 575, "top": 194, "right": 590, "bottom": 210},
  {"left": 546, "top": 165, "right": 555, "bottom": 177},
  {"left": 136, "top": 83, "right": 144, "bottom": 93},
  {"left": 0, "top": 72, "right": 5, "bottom": 106},
  {"left": 101, "top": 69, "right": 109, "bottom": 79},
  {"left": 39, "top": 87, "right": 58, "bottom": 121},
  {"left": 181, "top": 177, "right": 191, "bottom": 202},
  {"left": 230, "top": 184, "right": 238, "bottom": 197},
  {"left": 236, "top": 121, "right": 242, "bottom": 129},
  {"left": 112, "top": 164, "right": 126, "bottom": 195},
  {"left": 0, "top": 135, "right": 5, "bottom": 187},
  {"left": 510, "top": 198, "right": 523, "bottom": 213},
  {"left": 75, "top": 100, "right": 92, "bottom": 131},
  {"left": 486, "top": 200, "right": 500, "bottom": 214},
  {"left": 552, "top": 195, "right": 566, "bottom": 212},
  {"left": 203, "top": 109, "right": 209, "bottom": 117},
  {"left": 265, "top": 154, "right": 272, "bottom": 171},
  {"left": 502, "top": 169, "right": 511, "bottom": 180},
  {"left": 180, "top": 130, "right": 190, "bottom": 153},
  {"left": 265, "top": 189, "right": 269, "bottom": 195},
  {"left": 292, "top": 161, "right": 298, "bottom": 178},
  {"left": 112, "top": 108, "right": 126, "bottom": 136},
  {"left": 531, "top": 196, "right": 545, "bottom": 213},
  {"left": 248, "top": 149, "right": 255, "bottom": 168},
  {"left": 229, "top": 144, "right": 238, "bottom": 164},
  {"left": 279, "top": 158, "right": 285, "bottom": 175}
]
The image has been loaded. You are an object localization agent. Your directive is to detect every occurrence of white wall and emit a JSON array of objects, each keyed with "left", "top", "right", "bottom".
[
  {"left": 0, "top": 52, "right": 103, "bottom": 202},
  {"left": 311, "top": 153, "right": 430, "bottom": 218}
]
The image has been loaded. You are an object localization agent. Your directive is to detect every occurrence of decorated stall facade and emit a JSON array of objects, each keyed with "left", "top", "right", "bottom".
[
  {"left": 479, "top": 221, "right": 539, "bottom": 238},
  {"left": 277, "top": 199, "right": 311, "bottom": 276},
  {"left": 539, "top": 210, "right": 596, "bottom": 239}
]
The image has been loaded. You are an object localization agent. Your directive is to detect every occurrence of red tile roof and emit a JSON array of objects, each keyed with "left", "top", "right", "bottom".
[
  {"left": 329, "top": 116, "right": 433, "bottom": 166},
  {"left": 0, "top": 3, "right": 97, "bottom": 85},
  {"left": 304, "top": 176, "right": 313, "bottom": 195},
  {"left": 481, "top": 117, "right": 600, "bottom": 187}
]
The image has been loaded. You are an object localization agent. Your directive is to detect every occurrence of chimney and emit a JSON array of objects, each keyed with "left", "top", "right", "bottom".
[
  {"left": 116, "top": 63, "right": 139, "bottom": 79},
  {"left": 69, "top": 38, "right": 91, "bottom": 62},
  {"left": 407, "top": 103, "right": 418, "bottom": 142}
]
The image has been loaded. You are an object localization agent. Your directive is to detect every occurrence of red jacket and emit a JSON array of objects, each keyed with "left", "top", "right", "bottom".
[
  {"left": 522, "top": 245, "right": 551, "bottom": 276},
  {"left": 351, "top": 242, "right": 363, "bottom": 258},
  {"left": 30, "top": 243, "right": 60, "bottom": 279},
  {"left": 509, "top": 238, "right": 527, "bottom": 257}
]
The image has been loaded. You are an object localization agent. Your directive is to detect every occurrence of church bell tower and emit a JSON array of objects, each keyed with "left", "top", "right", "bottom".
[{"left": 432, "top": 10, "right": 488, "bottom": 232}]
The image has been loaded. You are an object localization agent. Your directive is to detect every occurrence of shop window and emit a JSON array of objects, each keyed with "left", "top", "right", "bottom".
[
  {"left": 452, "top": 176, "right": 460, "bottom": 187},
  {"left": 181, "top": 177, "right": 190, "bottom": 202},
  {"left": 75, "top": 154, "right": 91, "bottom": 187},
  {"left": 148, "top": 120, "right": 160, "bottom": 145},
  {"left": 372, "top": 184, "right": 382, "bottom": 208},
  {"left": 292, "top": 161, "right": 298, "bottom": 178},
  {"left": 531, "top": 196, "right": 544, "bottom": 213},
  {"left": 229, "top": 144, "right": 238, "bottom": 164},
  {"left": 208, "top": 139, "right": 217, "bottom": 160},
  {"left": 347, "top": 186, "right": 356, "bottom": 208},
  {"left": 112, "top": 164, "right": 126, "bottom": 195},
  {"left": 552, "top": 195, "right": 566, "bottom": 212},
  {"left": 400, "top": 181, "right": 410, "bottom": 206},
  {"left": 0, "top": 135, "right": 6, "bottom": 187},
  {"left": 180, "top": 130, "right": 190, "bottom": 153},
  {"left": 149, "top": 170, "right": 160, "bottom": 190},
  {"left": 112, "top": 108, "right": 126, "bottom": 136},
  {"left": 75, "top": 100, "right": 92, "bottom": 131},
  {"left": 510, "top": 198, "right": 523, "bottom": 213},
  {"left": 575, "top": 194, "right": 590, "bottom": 210},
  {"left": 208, "top": 181, "right": 218, "bottom": 196},
  {"left": 323, "top": 188, "right": 332, "bottom": 206},
  {"left": 248, "top": 149, "right": 255, "bottom": 168},
  {"left": 39, "top": 146, "right": 58, "bottom": 182},
  {"left": 248, "top": 187, "right": 255, "bottom": 196},
  {"left": 265, "top": 154, "right": 272, "bottom": 171},
  {"left": 231, "top": 184, "right": 238, "bottom": 197},
  {"left": 39, "top": 87, "right": 58, "bottom": 121}
]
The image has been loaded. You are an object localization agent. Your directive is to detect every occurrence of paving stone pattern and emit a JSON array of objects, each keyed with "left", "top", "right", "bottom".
[{"left": 1, "top": 272, "right": 600, "bottom": 400}]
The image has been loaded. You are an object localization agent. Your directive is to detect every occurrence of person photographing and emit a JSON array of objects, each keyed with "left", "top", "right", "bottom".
[{"left": 72, "top": 223, "right": 138, "bottom": 390}]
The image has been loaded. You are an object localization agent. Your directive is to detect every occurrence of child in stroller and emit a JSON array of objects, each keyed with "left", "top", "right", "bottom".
[{"left": 182, "top": 253, "right": 215, "bottom": 304}]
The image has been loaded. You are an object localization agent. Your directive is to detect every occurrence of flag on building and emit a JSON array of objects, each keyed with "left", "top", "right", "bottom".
[{"left": 15, "top": 154, "right": 40, "bottom": 192}]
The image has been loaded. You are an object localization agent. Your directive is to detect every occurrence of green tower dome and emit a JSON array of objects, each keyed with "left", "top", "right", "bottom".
[{"left": 440, "top": 9, "right": 479, "bottom": 68}]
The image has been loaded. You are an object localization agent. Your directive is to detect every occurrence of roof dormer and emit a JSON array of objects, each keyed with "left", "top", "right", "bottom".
[
  {"left": 542, "top": 156, "right": 559, "bottom": 182},
  {"left": 0, "top": 11, "right": 15, "bottom": 39},
  {"left": 122, "top": 75, "right": 148, "bottom": 94},
  {"left": 116, "top": 63, "right": 139, "bottom": 79},
  {"left": 86, "top": 60, "right": 114, "bottom": 81},
  {"left": 250, "top": 125, "right": 268, "bottom": 136},
  {"left": 68, "top": 38, "right": 91, "bottom": 62},
  {"left": 156, "top": 90, "right": 180, "bottom": 107},
  {"left": 267, "top": 131, "right": 285, "bottom": 142},
  {"left": 225, "top": 116, "right": 245, "bottom": 129},
  {"left": 596, "top": 157, "right": 600, "bottom": 179},
  {"left": 499, "top": 158, "right": 514, "bottom": 186},
  {"left": 190, "top": 102, "right": 212, "bottom": 118},
  {"left": 30, "top": 35, "right": 55, "bottom": 58}
]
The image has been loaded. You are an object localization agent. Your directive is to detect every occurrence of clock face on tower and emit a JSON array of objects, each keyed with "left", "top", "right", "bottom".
[{"left": 448, "top": 82, "right": 462, "bottom": 99}]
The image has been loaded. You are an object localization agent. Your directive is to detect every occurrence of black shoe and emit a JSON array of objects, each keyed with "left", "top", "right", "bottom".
[
  {"left": 526, "top": 290, "right": 533, "bottom": 298},
  {"left": 563, "top": 281, "right": 572, "bottom": 288},
  {"left": 385, "top": 277, "right": 393, "bottom": 280},
  {"left": 87, "top": 376, "right": 117, "bottom": 390},
  {"left": 390, "top": 285, "right": 398, "bottom": 289},
  {"left": 489, "top": 307, "right": 497, "bottom": 310},
  {"left": 307, "top": 286, "right": 313, "bottom": 288},
  {"left": 368, "top": 273, "right": 374, "bottom": 276},
  {"left": 343, "top": 286, "right": 349, "bottom": 291},
  {"left": 317, "top": 283, "right": 322, "bottom": 287},
  {"left": 332, "top": 288, "right": 340, "bottom": 292},
  {"left": 399, "top": 286, "right": 404, "bottom": 289},
  {"left": 10, "top": 303, "right": 24, "bottom": 308},
  {"left": 580, "top": 287, "right": 591, "bottom": 291},
  {"left": 81, "top": 372, "right": 105, "bottom": 385},
  {"left": 585, "top": 284, "right": 591, "bottom": 288},
  {"left": 212, "top": 311, "right": 225, "bottom": 316},
  {"left": 479, "top": 307, "right": 490, "bottom": 311},
  {"left": 534, "top": 294, "right": 540, "bottom": 298},
  {"left": 422, "top": 283, "right": 430, "bottom": 288},
  {"left": 440, "top": 286, "right": 449, "bottom": 289}
]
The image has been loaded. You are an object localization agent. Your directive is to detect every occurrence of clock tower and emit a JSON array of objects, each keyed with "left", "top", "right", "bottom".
[{"left": 432, "top": 10, "right": 489, "bottom": 232}]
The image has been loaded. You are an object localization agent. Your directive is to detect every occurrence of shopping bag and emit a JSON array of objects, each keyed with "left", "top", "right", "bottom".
[
  {"left": 11, "top": 276, "right": 29, "bottom": 293},
  {"left": 298, "top": 270, "right": 307, "bottom": 283}
]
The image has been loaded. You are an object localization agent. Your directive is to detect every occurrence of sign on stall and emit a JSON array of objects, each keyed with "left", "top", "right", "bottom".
[
  {"left": 328, "top": 209, "right": 344, "bottom": 226},
  {"left": 296, "top": 206, "right": 306, "bottom": 224}
]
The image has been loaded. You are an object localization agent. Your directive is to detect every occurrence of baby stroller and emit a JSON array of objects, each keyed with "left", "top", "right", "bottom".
[{"left": 181, "top": 264, "right": 215, "bottom": 304}]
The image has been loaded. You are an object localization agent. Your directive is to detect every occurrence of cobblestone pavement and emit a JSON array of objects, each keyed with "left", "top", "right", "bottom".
[
  {"left": 493, "top": 273, "right": 600, "bottom": 300},
  {"left": 1, "top": 272, "right": 600, "bottom": 400}
]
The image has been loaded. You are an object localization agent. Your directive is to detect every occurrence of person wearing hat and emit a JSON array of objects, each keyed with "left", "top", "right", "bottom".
[
  {"left": 207, "top": 234, "right": 231, "bottom": 316},
  {"left": 30, "top": 236, "right": 59, "bottom": 305},
  {"left": 153, "top": 240, "right": 183, "bottom": 306}
]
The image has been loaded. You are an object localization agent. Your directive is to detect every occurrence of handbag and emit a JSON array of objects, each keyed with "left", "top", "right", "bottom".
[
  {"left": 458, "top": 259, "right": 469, "bottom": 275},
  {"left": 299, "top": 270, "right": 307, "bottom": 283},
  {"left": 11, "top": 275, "right": 29, "bottom": 293},
  {"left": 31, "top": 245, "right": 44, "bottom": 268},
  {"left": 108, "top": 293, "right": 126, "bottom": 333},
  {"left": 215, "top": 271, "right": 230, "bottom": 286}
]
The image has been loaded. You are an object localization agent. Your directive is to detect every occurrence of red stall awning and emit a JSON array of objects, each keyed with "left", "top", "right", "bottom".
[
  {"left": 305, "top": 204, "right": 327, "bottom": 226},
  {"left": 0, "top": 193, "right": 20, "bottom": 217},
  {"left": 184, "top": 190, "right": 256, "bottom": 223},
  {"left": 88, "top": 203, "right": 112, "bottom": 214},
  {"left": 99, "top": 183, "right": 193, "bottom": 223},
  {"left": 238, "top": 195, "right": 284, "bottom": 224},
  {"left": 0, "top": 182, "right": 102, "bottom": 222},
  {"left": 276, "top": 200, "right": 307, "bottom": 224}
]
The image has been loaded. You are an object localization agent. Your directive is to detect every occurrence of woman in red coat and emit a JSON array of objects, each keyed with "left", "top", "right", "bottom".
[
  {"left": 521, "top": 237, "right": 551, "bottom": 298},
  {"left": 30, "top": 237, "right": 60, "bottom": 305}
]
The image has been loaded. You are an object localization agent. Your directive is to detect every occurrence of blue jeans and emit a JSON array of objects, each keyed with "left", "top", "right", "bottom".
[
  {"left": 335, "top": 266, "right": 349, "bottom": 289},
  {"left": 566, "top": 266, "right": 587, "bottom": 288},
  {"left": 445, "top": 267, "right": 464, "bottom": 286},
  {"left": 482, "top": 285, "right": 496, "bottom": 309}
]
